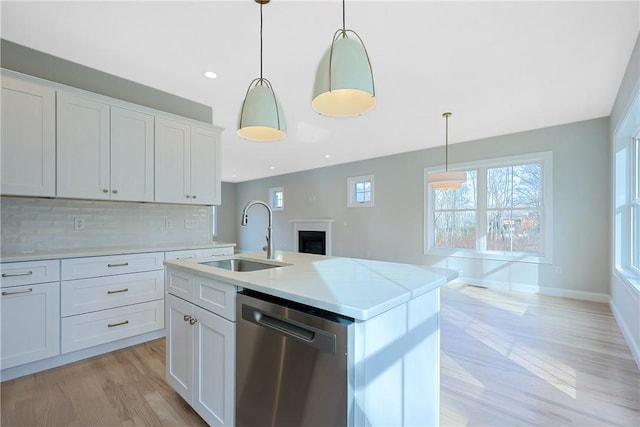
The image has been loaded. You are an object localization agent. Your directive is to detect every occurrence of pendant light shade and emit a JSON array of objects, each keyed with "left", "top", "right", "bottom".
[
  {"left": 238, "top": 78, "right": 286, "bottom": 142},
  {"left": 237, "top": 0, "right": 286, "bottom": 142},
  {"left": 312, "top": 0, "right": 375, "bottom": 117},
  {"left": 428, "top": 112, "right": 466, "bottom": 190}
]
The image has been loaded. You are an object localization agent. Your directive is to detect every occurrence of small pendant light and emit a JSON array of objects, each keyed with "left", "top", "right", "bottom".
[
  {"left": 428, "top": 112, "right": 466, "bottom": 190},
  {"left": 238, "top": 0, "right": 286, "bottom": 142},
  {"left": 312, "top": 0, "right": 376, "bottom": 117}
]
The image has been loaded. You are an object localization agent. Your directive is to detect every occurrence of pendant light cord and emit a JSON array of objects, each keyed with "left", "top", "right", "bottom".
[
  {"left": 342, "top": 0, "right": 346, "bottom": 33},
  {"left": 443, "top": 112, "right": 451, "bottom": 172},
  {"left": 260, "top": 1, "right": 263, "bottom": 80}
]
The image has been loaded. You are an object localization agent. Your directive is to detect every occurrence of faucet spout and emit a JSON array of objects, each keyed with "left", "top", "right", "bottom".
[{"left": 241, "top": 200, "right": 274, "bottom": 259}]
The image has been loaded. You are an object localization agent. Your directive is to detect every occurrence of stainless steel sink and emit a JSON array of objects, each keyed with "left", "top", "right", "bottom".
[{"left": 200, "top": 258, "right": 284, "bottom": 272}]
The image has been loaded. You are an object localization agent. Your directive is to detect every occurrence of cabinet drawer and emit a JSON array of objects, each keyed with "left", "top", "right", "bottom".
[
  {"left": 1, "top": 281, "right": 60, "bottom": 369},
  {"left": 200, "top": 247, "right": 234, "bottom": 257},
  {"left": 61, "top": 299, "right": 164, "bottom": 353},
  {"left": 61, "top": 270, "right": 164, "bottom": 317},
  {"left": 165, "top": 250, "right": 203, "bottom": 261},
  {"left": 0, "top": 260, "right": 60, "bottom": 288},
  {"left": 62, "top": 252, "right": 164, "bottom": 280},
  {"left": 167, "top": 269, "right": 236, "bottom": 321}
]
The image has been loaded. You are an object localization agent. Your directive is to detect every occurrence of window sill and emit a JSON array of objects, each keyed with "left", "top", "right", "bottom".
[
  {"left": 615, "top": 267, "right": 640, "bottom": 292},
  {"left": 425, "top": 248, "right": 552, "bottom": 265}
]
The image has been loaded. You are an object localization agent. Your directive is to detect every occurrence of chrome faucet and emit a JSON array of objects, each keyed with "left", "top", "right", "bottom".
[{"left": 241, "top": 200, "right": 274, "bottom": 259}]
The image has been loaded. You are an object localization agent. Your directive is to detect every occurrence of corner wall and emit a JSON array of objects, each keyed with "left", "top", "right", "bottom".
[{"left": 236, "top": 117, "right": 610, "bottom": 301}]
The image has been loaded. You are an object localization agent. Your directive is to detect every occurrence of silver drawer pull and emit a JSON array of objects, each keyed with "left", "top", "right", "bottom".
[
  {"left": 2, "top": 271, "right": 33, "bottom": 278},
  {"left": 107, "top": 262, "right": 129, "bottom": 268},
  {"left": 189, "top": 317, "right": 198, "bottom": 325},
  {"left": 108, "top": 320, "right": 129, "bottom": 328},
  {"left": 176, "top": 256, "right": 193, "bottom": 260},
  {"left": 107, "top": 288, "right": 129, "bottom": 295},
  {"left": 2, "top": 288, "right": 33, "bottom": 296},
  {"left": 184, "top": 315, "right": 192, "bottom": 322}
]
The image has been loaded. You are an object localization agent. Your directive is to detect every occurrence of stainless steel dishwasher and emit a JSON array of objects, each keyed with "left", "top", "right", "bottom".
[{"left": 236, "top": 289, "right": 354, "bottom": 427}]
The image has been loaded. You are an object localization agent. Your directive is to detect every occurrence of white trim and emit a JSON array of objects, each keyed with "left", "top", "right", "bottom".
[
  {"left": 347, "top": 174, "right": 375, "bottom": 208},
  {"left": 455, "top": 277, "right": 609, "bottom": 303},
  {"left": 610, "top": 289, "right": 640, "bottom": 370},
  {"left": 290, "top": 219, "right": 334, "bottom": 256},
  {"left": 424, "top": 151, "right": 553, "bottom": 264}
]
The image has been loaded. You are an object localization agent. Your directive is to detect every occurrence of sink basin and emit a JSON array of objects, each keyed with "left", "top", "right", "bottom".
[{"left": 200, "top": 258, "right": 283, "bottom": 272}]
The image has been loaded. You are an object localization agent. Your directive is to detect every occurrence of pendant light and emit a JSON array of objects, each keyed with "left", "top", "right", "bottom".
[
  {"left": 428, "top": 112, "right": 466, "bottom": 190},
  {"left": 238, "top": 0, "right": 286, "bottom": 142},
  {"left": 312, "top": 0, "right": 375, "bottom": 117}
]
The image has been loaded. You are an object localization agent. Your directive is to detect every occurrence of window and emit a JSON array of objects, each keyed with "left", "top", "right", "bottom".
[
  {"left": 269, "top": 187, "right": 284, "bottom": 211},
  {"left": 348, "top": 175, "right": 374, "bottom": 208},
  {"left": 633, "top": 137, "right": 640, "bottom": 271},
  {"left": 426, "top": 152, "right": 552, "bottom": 263}
]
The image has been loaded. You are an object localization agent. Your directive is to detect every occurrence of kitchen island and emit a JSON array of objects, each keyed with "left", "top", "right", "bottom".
[{"left": 164, "top": 251, "right": 458, "bottom": 427}]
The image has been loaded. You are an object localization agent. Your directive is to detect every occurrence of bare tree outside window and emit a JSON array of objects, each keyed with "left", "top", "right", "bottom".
[{"left": 433, "top": 171, "right": 477, "bottom": 249}]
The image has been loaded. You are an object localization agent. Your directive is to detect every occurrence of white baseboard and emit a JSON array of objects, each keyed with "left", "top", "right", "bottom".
[
  {"left": 610, "top": 285, "right": 640, "bottom": 370},
  {"left": 456, "top": 277, "right": 609, "bottom": 303},
  {"left": 1, "top": 329, "right": 165, "bottom": 382}
]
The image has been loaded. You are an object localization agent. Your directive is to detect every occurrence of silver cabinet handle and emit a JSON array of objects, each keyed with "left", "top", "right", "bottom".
[
  {"left": 112, "top": 189, "right": 118, "bottom": 194},
  {"left": 186, "top": 195, "right": 191, "bottom": 199},
  {"left": 107, "top": 262, "right": 129, "bottom": 268},
  {"left": 192, "top": 195, "right": 197, "bottom": 199},
  {"left": 108, "top": 320, "right": 129, "bottom": 328},
  {"left": 2, "top": 271, "right": 33, "bottom": 278},
  {"left": 103, "top": 188, "right": 109, "bottom": 193},
  {"left": 107, "top": 288, "right": 128, "bottom": 295},
  {"left": 183, "top": 315, "right": 192, "bottom": 322},
  {"left": 189, "top": 317, "right": 198, "bottom": 325},
  {"left": 2, "top": 288, "right": 33, "bottom": 296}
]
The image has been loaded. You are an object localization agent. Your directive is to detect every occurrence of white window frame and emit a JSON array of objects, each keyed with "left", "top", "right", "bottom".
[
  {"left": 613, "top": 88, "right": 640, "bottom": 289},
  {"left": 347, "top": 174, "right": 375, "bottom": 208},
  {"left": 424, "top": 151, "right": 553, "bottom": 264},
  {"left": 211, "top": 206, "right": 217, "bottom": 237},
  {"left": 268, "top": 186, "right": 284, "bottom": 211}
]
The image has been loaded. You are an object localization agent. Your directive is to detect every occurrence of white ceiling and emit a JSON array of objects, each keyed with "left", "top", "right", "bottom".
[{"left": 2, "top": 1, "right": 638, "bottom": 183}]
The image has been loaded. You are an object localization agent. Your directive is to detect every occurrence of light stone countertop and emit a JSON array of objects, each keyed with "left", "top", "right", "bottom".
[
  {"left": 164, "top": 250, "right": 458, "bottom": 321},
  {"left": 0, "top": 241, "right": 236, "bottom": 263}
]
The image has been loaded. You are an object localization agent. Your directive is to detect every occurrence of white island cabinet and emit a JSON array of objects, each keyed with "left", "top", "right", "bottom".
[
  {"left": 165, "top": 270, "right": 236, "bottom": 427},
  {"left": 164, "top": 251, "right": 456, "bottom": 427}
]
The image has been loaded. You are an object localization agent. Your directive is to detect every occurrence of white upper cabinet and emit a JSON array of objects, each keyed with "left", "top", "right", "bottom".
[
  {"left": 57, "top": 92, "right": 111, "bottom": 199},
  {"left": 57, "top": 93, "right": 155, "bottom": 202},
  {"left": 110, "top": 107, "right": 154, "bottom": 202},
  {"left": 155, "top": 117, "right": 221, "bottom": 205},
  {"left": 1, "top": 76, "right": 56, "bottom": 197}
]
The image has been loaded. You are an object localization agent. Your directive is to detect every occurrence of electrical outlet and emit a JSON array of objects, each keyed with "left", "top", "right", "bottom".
[
  {"left": 165, "top": 219, "right": 173, "bottom": 230},
  {"left": 185, "top": 219, "right": 198, "bottom": 229},
  {"left": 74, "top": 217, "right": 85, "bottom": 231}
]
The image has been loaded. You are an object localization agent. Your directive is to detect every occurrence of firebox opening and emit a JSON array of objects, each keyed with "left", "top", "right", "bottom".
[{"left": 298, "top": 231, "right": 326, "bottom": 255}]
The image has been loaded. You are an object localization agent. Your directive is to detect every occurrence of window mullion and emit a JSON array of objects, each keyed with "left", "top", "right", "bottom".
[{"left": 477, "top": 166, "right": 487, "bottom": 253}]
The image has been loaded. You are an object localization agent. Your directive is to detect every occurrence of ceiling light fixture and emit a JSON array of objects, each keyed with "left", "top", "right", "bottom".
[
  {"left": 312, "top": 0, "right": 375, "bottom": 117},
  {"left": 237, "top": 0, "right": 286, "bottom": 142},
  {"left": 428, "top": 112, "right": 466, "bottom": 190},
  {"left": 204, "top": 71, "right": 218, "bottom": 79}
]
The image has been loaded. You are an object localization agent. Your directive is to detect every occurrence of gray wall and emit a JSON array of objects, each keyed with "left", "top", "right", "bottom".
[
  {"left": 215, "top": 182, "right": 238, "bottom": 245},
  {"left": 235, "top": 117, "right": 610, "bottom": 300},
  {"left": 609, "top": 33, "right": 639, "bottom": 366}
]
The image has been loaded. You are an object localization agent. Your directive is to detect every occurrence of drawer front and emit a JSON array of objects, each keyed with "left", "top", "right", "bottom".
[
  {"left": 61, "top": 299, "right": 164, "bottom": 353},
  {"left": 165, "top": 249, "right": 203, "bottom": 261},
  {"left": 1, "top": 281, "right": 60, "bottom": 369},
  {"left": 200, "top": 247, "right": 234, "bottom": 257},
  {"left": 61, "top": 270, "right": 164, "bottom": 317},
  {"left": 166, "top": 269, "right": 193, "bottom": 302},
  {"left": 194, "top": 275, "right": 236, "bottom": 321},
  {"left": 62, "top": 252, "right": 164, "bottom": 280},
  {"left": 0, "top": 260, "right": 60, "bottom": 288}
]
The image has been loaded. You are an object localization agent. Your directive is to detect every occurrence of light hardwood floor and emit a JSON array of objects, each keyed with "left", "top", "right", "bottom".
[{"left": 1, "top": 284, "right": 638, "bottom": 426}]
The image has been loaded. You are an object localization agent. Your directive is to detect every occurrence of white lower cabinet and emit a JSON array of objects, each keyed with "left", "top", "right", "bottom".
[
  {"left": 166, "top": 283, "right": 235, "bottom": 426},
  {"left": 0, "top": 281, "right": 60, "bottom": 369}
]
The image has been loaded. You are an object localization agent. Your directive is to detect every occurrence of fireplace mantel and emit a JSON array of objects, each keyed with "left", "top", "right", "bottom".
[{"left": 290, "top": 219, "right": 334, "bottom": 256}]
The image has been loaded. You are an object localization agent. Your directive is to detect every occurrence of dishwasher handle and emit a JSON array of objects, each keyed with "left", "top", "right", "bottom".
[{"left": 241, "top": 304, "right": 337, "bottom": 354}]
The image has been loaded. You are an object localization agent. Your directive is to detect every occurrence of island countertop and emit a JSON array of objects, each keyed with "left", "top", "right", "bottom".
[{"left": 164, "top": 251, "right": 458, "bottom": 321}]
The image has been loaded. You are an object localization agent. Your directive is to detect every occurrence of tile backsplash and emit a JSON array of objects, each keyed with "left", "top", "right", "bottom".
[{"left": 1, "top": 197, "right": 213, "bottom": 254}]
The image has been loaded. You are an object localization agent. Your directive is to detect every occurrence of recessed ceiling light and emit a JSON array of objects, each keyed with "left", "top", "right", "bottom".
[
  {"left": 324, "top": 154, "right": 331, "bottom": 158},
  {"left": 231, "top": 174, "right": 237, "bottom": 178},
  {"left": 204, "top": 71, "right": 218, "bottom": 79},
  {"left": 269, "top": 166, "right": 276, "bottom": 170}
]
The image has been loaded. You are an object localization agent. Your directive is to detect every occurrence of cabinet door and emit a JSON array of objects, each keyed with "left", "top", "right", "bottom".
[
  {"left": 1, "top": 76, "right": 55, "bottom": 197},
  {"left": 110, "top": 107, "right": 154, "bottom": 202},
  {"left": 166, "top": 294, "right": 193, "bottom": 403},
  {"left": 0, "top": 282, "right": 60, "bottom": 369},
  {"left": 193, "top": 305, "right": 235, "bottom": 427},
  {"left": 57, "top": 92, "right": 110, "bottom": 199},
  {"left": 155, "top": 117, "right": 191, "bottom": 204},
  {"left": 190, "top": 126, "right": 221, "bottom": 205}
]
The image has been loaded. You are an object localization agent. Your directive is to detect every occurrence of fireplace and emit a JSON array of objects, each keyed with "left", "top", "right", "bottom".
[
  {"left": 290, "top": 219, "right": 334, "bottom": 256},
  {"left": 298, "top": 231, "right": 326, "bottom": 255}
]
